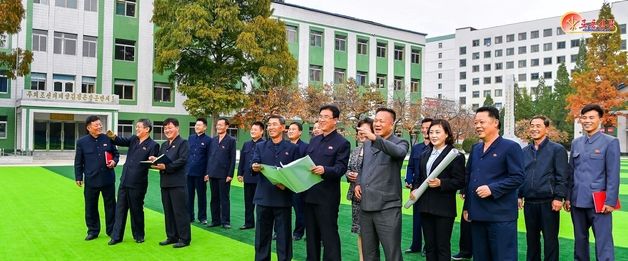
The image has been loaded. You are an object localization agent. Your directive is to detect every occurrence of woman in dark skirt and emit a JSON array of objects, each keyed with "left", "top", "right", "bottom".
[
  {"left": 409, "top": 119, "right": 466, "bottom": 261},
  {"left": 346, "top": 118, "right": 373, "bottom": 261}
]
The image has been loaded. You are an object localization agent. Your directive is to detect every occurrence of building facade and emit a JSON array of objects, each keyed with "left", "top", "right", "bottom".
[{"left": 0, "top": 0, "right": 425, "bottom": 153}]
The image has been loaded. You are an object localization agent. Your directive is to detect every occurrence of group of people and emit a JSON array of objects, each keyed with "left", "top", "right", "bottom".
[{"left": 73, "top": 103, "right": 620, "bottom": 260}]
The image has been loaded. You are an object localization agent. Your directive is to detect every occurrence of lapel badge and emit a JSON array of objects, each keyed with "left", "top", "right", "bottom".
[
  {"left": 173, "top": 145, "right": 176, "bottom": 148},
  {"left": 201, "top": 142, "right": 205, "bottom": 146},
  {"left": 492, "top": 153, "right": 497, "bottom": 157},
  {"left": 222, "top": 145, "right": 225, "bottom": 149},
  {"left": 103, "top": 143, "right": 107, "bottom": 147},
  {"left": 594, "top": 149, "right": 601, "bottom": 154},
  {"left": 328, "top": 146, "right": 333, "bottom": 150},
  {"left": 142, "top": 147, "right": 146, "bottom": 150},
  {"left": 285, "top": 152, "right": 289, "bottom": 155}
]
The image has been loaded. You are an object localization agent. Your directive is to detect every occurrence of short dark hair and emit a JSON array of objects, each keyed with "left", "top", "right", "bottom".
[
  {"left": 421, "top": 118, "right": 433, "bottom": 125},
  {"left": 428, "top": 119, "right": 455, "bottom": 145},
  {"left": 530, "top": 115, "right": 550, "bottom": 127},
  {"left": 85, "top": 115, "right": 100, "bottom": 126},
  {"left": 289, "top": 122, "right": 303, "bottom": 131},
  {"left": 581, "top": 104, "right": 604, "bottom": 118},
  {"left": 476, "top": 106, "right": 501, "bottom": 129},
  {"left": 319, "top": 104, "right": 340, "bottom": 119},
  {"left": 163, "top": 117, "right": 179, "bottom": 127},
  {"left": 268, "top": 115, "right": 286, "bottom": 125},
  {"left": 252, "top": 121, "right": 265, "bottom": 131},
  {"left": 376, "top": 107, "right": 397, "bottom": 121},
  {"left": 217, "top": 117, "right": 230, "bottom": 126},
  {"left": 137, "top": 119, "right": 152, "bottom": 132},
  {"left": 196, "top": 117, "right": 207, "bottom": 126},
  {"left": 357, "top": 117, "right": 374, "bottom": 132}
]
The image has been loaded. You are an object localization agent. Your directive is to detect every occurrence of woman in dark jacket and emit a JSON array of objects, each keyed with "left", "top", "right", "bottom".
[{"left": 409, "top": 119, "right": 465, "bottom": 261}]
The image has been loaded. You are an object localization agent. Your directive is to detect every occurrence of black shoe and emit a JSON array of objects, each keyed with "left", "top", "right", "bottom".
[
  {"left": 159, "top": 239, "right": 176, "bottom": 246},
  {"left": 108, "top": 239, "right": 121, "bottom": 245},
  {"left": 272, "top": 233, "right": 277, "bottom": 240},
  {"left": 135, "top": 238, "right": 145, "bottom": 243},
  {"left": 239, "top": 225, "right": 254, "bottom": 230},
  {"left": 200, "top": 220, "right": 208, "bottom": 225},
  {"left": 85, "top": 234, "right": 98, "bottom": 241},
  {"left": 173, "top": 241, "right": 190, "bottom": 248},
  {"left": 404, "top": 248, "right": 418, "bottom": 253},
  {"left": 293, "top": 234, "right": 303, "bottom": 241},
  {"left": 207, "top": 222, "right": 220, "bottom": 227},
  {"left": 421, "top": 249, "right": 426, "bottom": 257},
  {"left": 451, "top": 253, "right": 472, "bottom": 260},
  {"left": 222, "top": 224, "right": 231, "bottom": 229}
]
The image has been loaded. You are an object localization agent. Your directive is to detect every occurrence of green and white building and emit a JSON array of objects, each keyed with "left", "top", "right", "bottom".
[{"left": 0, "top": 0, "right": 425, "bottom": 153}]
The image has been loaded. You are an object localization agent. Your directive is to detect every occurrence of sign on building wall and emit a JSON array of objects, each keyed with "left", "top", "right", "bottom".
[{"left": 24, "top": 90, "right": 117, "bottom": 104}]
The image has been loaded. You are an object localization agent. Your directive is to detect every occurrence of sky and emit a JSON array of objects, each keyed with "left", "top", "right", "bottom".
[{"left": 285, "top": 0, "right": 614, "bottom": 37}]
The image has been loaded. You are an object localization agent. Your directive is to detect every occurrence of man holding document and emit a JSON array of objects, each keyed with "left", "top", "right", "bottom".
[{"left": 251, "top": 115, "right": 299, "bottom": 261}]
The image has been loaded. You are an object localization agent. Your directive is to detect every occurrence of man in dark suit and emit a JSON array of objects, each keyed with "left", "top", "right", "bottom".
[
  {"left": 355, "top": 108, "right": 409, "bottom": 261},
  {"left": 74, "top": 115, "right": 118, "bottom": 241},
  {"left": 287, "top": 121, "right": 308, "bottom": 240},
  {"left": 186, "top": 118, "right": 212, "bottom": 225},
  {"left": 463, "top": 106, "right": 524, "bottom": 260},
  {"left": 251, "top": 115, "right": 299, "bottom": 261},
  {"left": 303, "top": 105, "right": 350, "bottom": 261},
  {"left": 237, "top": 121, "right": 265, "bottom": 230},
  {"left": 207, "top": 117, "right": 237, "bottom": 228},
  {"left": 404, "top": 117, "right": 431, "bottom": 255},
  {"left": 151, "top": 118, "right": 190, "bottom": 248},
  {"left": 107, "top": 119, "right": 160, "bottom": 245}
]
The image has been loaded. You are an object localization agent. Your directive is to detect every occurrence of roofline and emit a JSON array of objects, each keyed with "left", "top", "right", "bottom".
[
  {"left": 274, "top": 1, "right": 427, "bottom": 37},
  {"left": 427, "top": 34, "right": 455, "bottom": 42}
]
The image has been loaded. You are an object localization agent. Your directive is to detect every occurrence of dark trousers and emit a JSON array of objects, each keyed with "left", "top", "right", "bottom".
[
  {"left": 161, "top": 186, "right": 191, "bottom": 243},
  {"left": 523, "top": 200, "right": 559, "bottom": 261},
  {"left": 255, "top": 205, "right": 292, "bottom": 261},
  {"left": 421, "top": 213, "right": 454, "bottom": 261},
  {"left": 457, "top": 211, "right": 472, "bottom": 256},
  {"left": 471, "top": 220, "right": 517, "bottom": 261},
  {"left": 84, "top": 184, "right": 116, "bottom": 236},
  {"left": 571, "top": 207, "right": 614, "bottom": 261},
  {"left": 408, "top": 202, "right": 423, "bottom": 251},
  {"left": 111, "top": 185, "right": 147, "bottom": 240},
  {"left": 293, "top": 193, "right": 305, "bottom": 237},
  {"left": 243, "top": 182, "right": 257, "bottom": 227},
  {"left": 304, "top": 202, "right": 341, "bottom": 261},
  {"left": 360, "top": 207, "right": 402, "bottom": 261},
  {"left": 187, "top": 175, "right": 207, "bottom": 222},
  {"left": 209, "top": 177, "right": 231, "bottom": 225}
]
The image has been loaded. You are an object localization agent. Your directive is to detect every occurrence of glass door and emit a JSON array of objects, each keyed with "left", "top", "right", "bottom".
[
  {"left": 34, "top": 121, "right": 47, "bottom": 150},
  {"left": 63, "top": 122, "right": 76, "bottom": 150},
  {"left": 49, "top": 122, "right": 62, "bottom": 150}
]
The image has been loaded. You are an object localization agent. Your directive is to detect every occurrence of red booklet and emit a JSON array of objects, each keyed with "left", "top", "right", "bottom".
[
  {"left": 592, "top": 191, "right": 621, "bottom": 213},
  {"left": 105, "top": 151, "right": 113, "bottom": 164}
]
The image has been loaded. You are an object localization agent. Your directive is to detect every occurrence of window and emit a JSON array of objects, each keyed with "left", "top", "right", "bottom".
[
  {"left": 556, "top": 27, "right": 565, "bottom": 35},
  {"left": 459, "top": 97, "right": 466, "bottom": 105},
  {"left": 32, "top": 30, "right": 47, "bottom": 52},
  {"left": 189, "top": 122, "right": 196, "bottom": 136},
  {"left": 531, "top": 44, "right": 539, "bottom": 53},
  {"left": 483, "top": 64, "right": 491, "bottom": 71},
  {"left": 153, "top": 83, "right": 172, "bottom": 102},
  {"left": 483, "top": 90, "right": 491, "bottom": 97},
  {"left": 531, "top": 30, "right": 539, "bottom": 39},
  {"left": 309, "top": 65, "right": 322, "bottom": 82},
  {"left": 531, "top": 73, "right": 539, "bottom": 80},
  {"left": 81, "top": 76, "right": 96, "bottom": 93},
  {"left": 484, "top": 37, "right": 491, "bottom": 46},
  {"left": 543, "top": 42, "right": 552, "bottom": 51},
  {"left": 114, "top": 39, "right": 135, "bottom": 61},
  {"left": 152, "top": 121, "right": 165, "bottom": 141},
  {"left": 438, "top": 62, "right": 442, "bottom": 69},
  {"left": 114, "top": 80, "right": 134, "bottom": 100},
  {"left": 518, "top": 46, "right": 526, "bottom": 54},
  {"left": 116, "top": 0, "right": 136, "bottom": 17},
  {"left": 531, "top": 58, "right": 539, "bottom": 66},
  {"left": 411, "top": 49, "right": 421, "bottom": 64},
  {"left": 472, "top": 52, "right": 479, "bottom": 60},
  {"left": 571, "top": 54, "right": 578, "bottom": 62},
  {"left": 495, "top": 49, "right": 503, "bottom": 57},
  {"left": 438, "top": 52, "right": 442, "bottom": 59},
  {"left": 459, "top": 59, "right": 466, "bottom": 67},
  {"left": 518, "top": 59, "right": 526, "bottom": 68},
  {"left": 472, "top": 39, "right": 479, "bottom": 47},
  {"left": 334, "top": 35, "right": 346, "bottom": 51},
  {"left": 543, "top": 71, "right": 552, "bottom": 79},
  {"left": 376, "top": 74, "right": 386, "bottom": 88},
  {"left": 459, "top": 46, "right": 467, "bottom": 55},
  {"left": 438, "top": 42, "right": 443, "bottom": 48},
  {"left": 472, "top": 91, "right": 480, "bottom": 98},
  {"left": 53, "top": 32, "right": 77, "bottom": 55},
  {"left": 394, "top": 46, "right": 404, "bottom": 60},
  {"left": 622, "top": 40, "right": 627, "bottom": 50},
  {"left": 394, "top": 77, "right": 403, "bottom": 90},
  {"left": 0, "top": 74, "right": 7, "bottom": 93},
  {"left": 495, "top": 62, "right": 503, "bottom": 70},
  {"left": 543, "top": 57, "right": 552, "bottom": 65},
  {"left": 31, "top": 73, "right": 46, "bottom": 90},
  {"left": 376, "top": 42, "right": 387, "bottom": 58},
  {"left": 483, "top": 51, "right": 491, "bottom": 58},
  {"left": 84, "top": 0, "right": 97, "bottom": 11},
  {"left": 494, "top": 102, "right": 502, "bottom": 109},
  {"left": 620, "top": 24, "right": 626, "bottom": 34},
  {"left": 506, "top": 34, "right": 514, "bottom": 42},
  {"left": 506, "top": 61, "right": 514, "bottom": 69},
  {"left": 56, "top": 0, "right": 77, "bottom": 9},
  {"left": 0, "top": 33, "right": 6, "bottom": 49},
  {"left": 410, "top": 79, "right": 419, "bottom": 92},
  {"left": 357, "top": 39, "right": 368, "bottom": 55},
  {"left": 518, "top": 32, "right": 526, "bottom": 41},
  {"left": 543, "top": 28, "right": 552, "bottom": 37},
  {"left": 472, "top": 104, "right": 479, "bottom": 110},
  {"left": 53, "top": 74, "right": 74, "bottom": 92},
  {"left": 518, "top": 73, "right": 526, "bottom": 81},
  {"left": 472, "top": 65, "right": 479, "bottom": 72},
  {"left": 34, "top": 0, "right": 48, "bottom": 4},
  {"left": 0, "top": 116, "right": 6, "bottom": 139},
  {"left": 438, "top": 73, "right": 442, "bottom": 79},
  {"left": 484, "top": 77, "right": 491, "bottom": 84},
  {"left": 495, "top": 76, "right": 503, "bottom": 84},
  {"left": 495, "top": 36, "right": 503, "bottom": 44},
  {"left": 309, "top": 30, "right": 323, "bottom": 47},
  {"left": 333, "top": 68, "right": 346, "bottom": 84},
  {"left": 438, "top": 83, "right": 442, "bottom": 90},
  {"left": 459, "top": 71, "right": 466, "bottom": 80},
  {"left": 227, "top": 126, "right": 238, "bottom": 138},
  {"left": 459, "top": 84, "right": 466, "bottom": 92},
  {"left": 557, "top": 55, "right": 566, "bottom": 64},
  {"left": 286, "top": 25, "right": 298, "bottom": 43},
  {"left": 118, "top": 120, "right": 133, "bottom": 138},
  {"left": 83, "top": 36, "right": 97, "bottom": 58},
  {"left": 356, "top": 71, "right": 367, "bottom": 86},
  {"left": 571, "top": 39, "right": 580, "bottom": 48},
  {"left": 506, "top": 48, "right": 514, "bottom": 56},
  {"left": 472, "top": 78, "right": 479, "bottom": 85},
  {"left": 557, "top": 41, "right": 566, "bottom": 49}
]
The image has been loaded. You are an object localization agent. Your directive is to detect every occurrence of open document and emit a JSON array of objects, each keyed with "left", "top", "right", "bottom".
[{"left": 260, "top": 155, "right": 322, "bottom": 193}]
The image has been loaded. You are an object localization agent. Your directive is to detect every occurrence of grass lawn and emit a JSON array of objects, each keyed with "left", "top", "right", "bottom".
[{"left": 1, "top": 159, "right": 627, "bottom": 260}]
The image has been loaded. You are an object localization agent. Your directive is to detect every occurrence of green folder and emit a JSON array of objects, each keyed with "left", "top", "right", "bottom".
[{"left": 260, "top": 155, "right": 322, "bottom": 193}]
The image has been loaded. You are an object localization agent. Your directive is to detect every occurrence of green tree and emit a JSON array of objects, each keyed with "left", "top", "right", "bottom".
[
  {"left": 0, "top": 0, "right": 33, "bottom": 78},
  {"left": 551, "top": 63, "right": 573, "bottom": 138},
  {"left": 483, "top": 94, "right": 494, "bottom": 106},
  {"left": 152, "top": 0, "right": 298, "bottom": 125},
  {"left": 514, "top": 83, "right": 534, "bottom": 120},
  {"left": 572, "top": 39, "right": 587, "bottom": 74}
]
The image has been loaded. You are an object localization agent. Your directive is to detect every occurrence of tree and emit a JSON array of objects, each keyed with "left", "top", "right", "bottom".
[
  {"left": 301, "top": 84, "right": 332, "bottom": 124},
  {"left": 333, "top": 79, "right": 385, "bottom": 136},
  {"left": 391, "top": 94, "right": 421, "bottom": 145},
  {"left": 551, "top": 63, "right": 574, "bottom": 138},
  {"left": 572, "top": 39, "right": 588, "bottom": 74},
  {"left": 152, "top": 0, "right": 298, "bottom": 127},
  {"left": 566, "top": 3, "right": 628, "bottom": 126},
  {"left": 421, "top": 98, "right": 475, "bottom": 144},
  {"left": 483, "top": 94, "right": 494, "bottom": 107},
  {"left": 232, "top": 84, "right": 304, "bottom": 128},
  {"left": 0, "top": 0, "right": 33, "bottom": 78},
  {"left": 514, "top": 83, "right": 534, "bottom": 120},
  {"left": 515, "top": 119, "right": 570, "bottom": 144}
]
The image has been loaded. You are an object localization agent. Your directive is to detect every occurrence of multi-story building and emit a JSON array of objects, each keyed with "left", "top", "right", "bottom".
[
  {"left": 0, "top": 0, "right": 425, "bottom": 153},
  {"left": 423, "top": 0, "right": 628, "bottom": 152}
]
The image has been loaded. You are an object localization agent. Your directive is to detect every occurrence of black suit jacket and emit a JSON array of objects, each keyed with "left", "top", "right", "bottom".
[
  {"left": 207, "top": 134, "right": 236, "bottom": 178},
  {"left": 74, "top": 134, "right": 119, "bottom": 187},
  {"left": 251, "top": 139, "right": 299, "bottom": 207},
  {"left": 112, "top": 135, "right": 160, "bottom": 188},
  {"left": 158, "top": 136, "right": 189, "bottom": 188},
  {"left": 238, "top": 138, "right": 264, "bottom": 184},
  {"left": 412, "top": 145, "right": 466, "bottom": 218}
]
